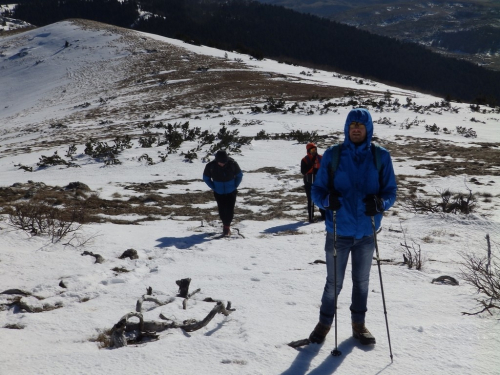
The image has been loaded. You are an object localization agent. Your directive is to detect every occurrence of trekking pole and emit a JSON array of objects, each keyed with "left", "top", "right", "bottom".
[
  {"left": 310, "top": 174, "right": 315, "bottom": 222},
  {"left": 371, "top": 216, "right": 393, "bottom": 362},
  {"left": 331, "top": 210, "right": 342, "bottom": 357}
]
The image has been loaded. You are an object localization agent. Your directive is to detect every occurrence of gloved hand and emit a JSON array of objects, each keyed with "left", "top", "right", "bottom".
[
  {"left": 363, "top": 195, "right": 384, "bottom": 216},
  {"left": 326, "top": 191, "right": 342, "bottom": 211}
]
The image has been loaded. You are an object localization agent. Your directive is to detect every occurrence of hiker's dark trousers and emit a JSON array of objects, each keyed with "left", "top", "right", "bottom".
[
  {"left": 304, "top": 182, "right": 325, "bottom": 221},
  {"left": 214, "top": 190, "right": 237, "bottom": 226}
]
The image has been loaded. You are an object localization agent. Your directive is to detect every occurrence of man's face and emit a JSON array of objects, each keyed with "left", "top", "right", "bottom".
[
  {"left": 349, "top": 122, "right": 367, "bottom": 145},
  {"left": 309, "top": 147, "right": 317, "bottom": 155},
  {"left": 217, "top": 162, "right": 226, "bottom": 167}
]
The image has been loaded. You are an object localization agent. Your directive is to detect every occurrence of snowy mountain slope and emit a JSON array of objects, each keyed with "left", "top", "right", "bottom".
[{"left": 0, "top": 19, "right": 500, "bottom": 375}]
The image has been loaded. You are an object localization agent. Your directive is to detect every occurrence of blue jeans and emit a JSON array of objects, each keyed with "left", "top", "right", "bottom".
[{"left": 319, "top": 233, "right": 375, "bottom": 326}]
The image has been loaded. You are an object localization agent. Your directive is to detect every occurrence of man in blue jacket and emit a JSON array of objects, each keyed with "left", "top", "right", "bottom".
[
  {"left": 203, "top": 150, "right": 243, "bottom": 236},
  {"left": 309, "top": 108, "right": 397, "bottom": 346}
]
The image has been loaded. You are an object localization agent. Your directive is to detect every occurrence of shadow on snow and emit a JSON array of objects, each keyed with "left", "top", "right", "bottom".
[
  {"left": 155, "top": 233, "right": 218, "bottom": 249},
  {"left": 262, "top": 221, "right": 310, "bottom": 234},
  {"left": 281, "top": 337, "right": 377, "bottom": 375}
]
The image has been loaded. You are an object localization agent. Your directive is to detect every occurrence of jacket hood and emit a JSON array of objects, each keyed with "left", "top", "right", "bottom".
[
  {"left": 306, "top": 142, "right": 317, "bottom": 151},
  {"left": 343, "top": 108, "right": 373, "bottom": 148}
]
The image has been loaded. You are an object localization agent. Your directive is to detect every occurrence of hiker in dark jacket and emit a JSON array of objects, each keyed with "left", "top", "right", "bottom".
[
  {"left": 203, "top": 150, "right": 243, "bottom": 236},
  {"left": 308, "top": 108, "right": 397, "bottom": 346},
  {"left": 301, "top": 142, "right": 326, "bottom": 223}
]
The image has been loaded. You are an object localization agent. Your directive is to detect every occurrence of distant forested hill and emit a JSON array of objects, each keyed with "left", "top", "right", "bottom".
[
  {"left": 12, "top": 0, "right": 138, "bottom": 28},
  {"left": 255, "top": 0, "right": 500, "bottom": 71},
  {"left": 12, "top": 0, "right": 500, "bottom": 105}
]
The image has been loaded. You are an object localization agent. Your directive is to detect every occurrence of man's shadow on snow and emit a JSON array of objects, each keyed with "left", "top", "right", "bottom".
[
  {"left": 155, "top": 233, "right": 216, "bottom": 249},
  {"left": 262, "top": 221, "right": 310, "bottom": 234},
  {"left": 281, "top": 337, "right": 375, "bottom": 375}
]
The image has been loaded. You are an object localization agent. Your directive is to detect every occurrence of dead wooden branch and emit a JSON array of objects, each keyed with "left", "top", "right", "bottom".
[
  {"left": 176, "top": 278, "right": 191, "bottom": 298},
  {"left": 106, "top": 280, "right": 235, "bottom": 348},
  {"left": 119, "top": 249, "right": 138, "bottom": 260},
  {"left": 174, "top": 278, "right": 201, "bottom": 309},
  {"left": 63, "top": 232, "right": 100, "bottom": 248},
  {"left": 159, "top": 301, "right": 234, "bottom": 331},
  {"left": 399, "top": 223, "right": 424, "bottom": 270},
  {"left": 136, "top": 295, "right": 175, "bottom": 313},
  {"left": 183, "top": 287, "right": 202, "bottom": 310},
  {"left": 188, "top": 288, "right": 201, "bottom": 299},
  {"left": 288, "top": 338, "right": 310, "bottom": 348},
  {"left": 1, "top": 289, "right": 32, "bottom": 297},
  {"left": 431, "top": 275, "right": 459, "bottom": 285},
  {"left": 309, "top": 259, "right": 326, "bottom": 265},
  {"left": 460, "top": 245, "right": 500, "bottom": 316},
  {"left": 181, "top": 301, "right": 233, "bottom": 332},
  {"left": 111, "top": 312, "right": 144, "bottom": 348},
  {"left": 373, "top": 257, "right": 395, "bottom": 263},
  {"left": 17, "top": 299, "right": 63, "bottom": 313},
  {"left": 388, "top": 227, "right": 403, "bottom": 233},
  {"left": 113, "top": 301, "right": 234, "bottom": 348},
  {"left": 233, "top": 228, "right": 245, "bottom": 238},
  {"left": 0, "top": 296, "right": 21, "bottom": 311},
  {"left": 81, "top": 251, "right": 104, "bottom": 264},
  {"left": 486, "top": 234, "right": 492, "bottom": 274},
  {"left": 0, "top": 293, "right": 62, "bottom": 313},
  {"left": 402, "top": 189, "right": 476, "bottom": 215},
  {"left": 462, "top": 298, "right": 500, "bottom": 316}
]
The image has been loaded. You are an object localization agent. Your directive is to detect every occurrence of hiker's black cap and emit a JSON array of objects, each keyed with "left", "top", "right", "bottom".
[{"left": 215, "top": 150, "right": 228, "bottom": 163}]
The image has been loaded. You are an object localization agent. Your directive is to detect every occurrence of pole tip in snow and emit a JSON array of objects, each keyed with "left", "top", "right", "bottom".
[{"left": 331, "top": 349, "right": 342, "bottom": 357}]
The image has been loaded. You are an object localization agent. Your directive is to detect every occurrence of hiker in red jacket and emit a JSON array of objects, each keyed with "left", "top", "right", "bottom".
[{"left": 301, "top": 142, "right": 326, "bottom": 223}]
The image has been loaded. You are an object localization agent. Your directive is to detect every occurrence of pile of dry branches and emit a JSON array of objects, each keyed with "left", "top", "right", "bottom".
[{"left": 107, "top": 278, "right": 235, "bottom": 348}]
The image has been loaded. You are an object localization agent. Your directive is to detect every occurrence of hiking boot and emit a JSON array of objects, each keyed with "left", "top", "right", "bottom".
[
  {"left": 352, "top": 322, "right": 376, "bottom": 345},
  {"left": 223, "top": 225, "right": 231, "bottom": 236},
  {"left": 309, "top": 322, "right": 331, "bottom": 344}
]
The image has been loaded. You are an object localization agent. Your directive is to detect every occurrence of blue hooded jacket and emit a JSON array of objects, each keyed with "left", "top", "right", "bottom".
[{"left": 311, "top": 108, "right": 397, "bottom": 238}]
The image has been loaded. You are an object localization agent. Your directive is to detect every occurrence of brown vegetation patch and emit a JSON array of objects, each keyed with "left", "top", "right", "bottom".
[
  {"left": 0, "top": 181, "right": 216, "bottom": 224},
  {"left": 0, "top": 179, "right": 310, "bottom": 226},
  {"left": 380, "top": 137, "right": 500, "bottom": 177},
  {"left": 415, "top": 161, "right": 499, "bottom": 177},
  {"left": 121, "top": 179, "right": 195, "bottom": 193},
  {"left": 247, "top": 167, "right": 288, "bottom": 174}
]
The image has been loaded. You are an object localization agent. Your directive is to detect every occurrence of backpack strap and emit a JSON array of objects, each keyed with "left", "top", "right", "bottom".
[
  {"left": 329, "top": 143, "right": 383, "bottom": 191},
  {"left": 228, "top": 158, "right": 238, "bottom": 175},
  {"left": 328, "top": 144, "right": 342, "bottom": 190},
  {"left": 370, "top": 143, "right": 384, "bottom": 188},
  {"left": 370, "top": 143, "right": 383, "bottom": 173}
]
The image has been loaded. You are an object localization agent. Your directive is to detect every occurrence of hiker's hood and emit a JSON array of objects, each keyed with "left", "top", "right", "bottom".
[{"left": 343, "top": 108, "right": 374, "bottom": 149}]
